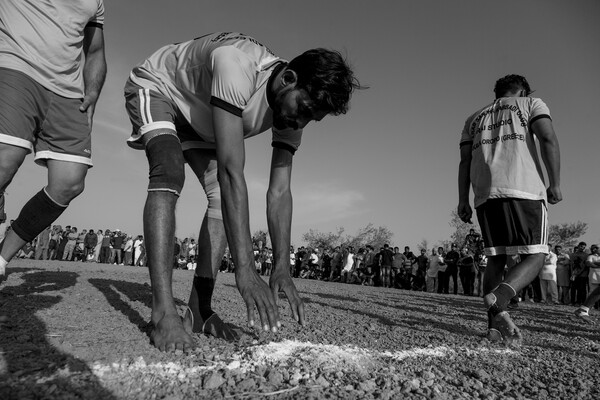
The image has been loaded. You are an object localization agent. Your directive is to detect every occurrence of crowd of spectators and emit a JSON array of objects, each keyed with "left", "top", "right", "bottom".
[
  {"left": 2, "top": 217, "right": 598, "bottom": 308},
  {"left": 259, "top": 230, "right": 599, "bottom": 308}
]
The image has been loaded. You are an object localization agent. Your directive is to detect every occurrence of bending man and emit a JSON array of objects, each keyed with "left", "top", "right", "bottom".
[{"left": 124, "top": 32, "right": 361, "bottom": 351}]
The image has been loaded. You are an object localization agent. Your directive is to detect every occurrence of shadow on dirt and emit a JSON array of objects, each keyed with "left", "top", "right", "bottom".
[
  {"left": 0, "top": 268, "right": 116, "bottom": 399},
  {"left": 88, "top": 278, "right": 189, "bottom": 336}
]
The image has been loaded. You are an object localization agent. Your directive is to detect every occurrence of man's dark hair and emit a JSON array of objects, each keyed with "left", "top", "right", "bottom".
[
  {"left": 288, "top": 49, "right": 362, "bottom": 115},
  {"left": 494, "top": 74, "right": 532, "bottom": 99}
]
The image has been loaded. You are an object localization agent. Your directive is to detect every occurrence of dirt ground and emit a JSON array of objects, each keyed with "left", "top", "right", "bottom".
[{"left": 1, "top": 259, "right": 599, "bottom": 399}]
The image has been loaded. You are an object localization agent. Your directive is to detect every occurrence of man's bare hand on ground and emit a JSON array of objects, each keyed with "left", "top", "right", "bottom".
[
  {"left": 270, "top": 268, "right": 305, "bottom": 326},
  {"left": 235, "top": 266, "right": 280, "bottom": 332}
]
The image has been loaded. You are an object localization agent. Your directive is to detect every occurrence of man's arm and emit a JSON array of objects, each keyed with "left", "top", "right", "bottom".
[
  {"left": 532, "top": 118, "right": 562, "bottom": 204},
  {"left": 457, "top": 142, "right": 473, "bottom": 223},
  {"left": 212, "top": 107, "right": 280, "bottom": 332},
  {"left": 80, "top": 26, "right": 107, "bottom": 127}
]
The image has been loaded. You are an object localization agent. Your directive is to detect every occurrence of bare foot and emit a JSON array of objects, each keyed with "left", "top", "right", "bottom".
[
  {"left": 492, "top": 311, "right": 522, "bottom": 347},
  {"left": 150, "top": 313, "right": 195, "bottom": 352},
  {"left": 183, "top": 307, "right": 239, "bottom": 341}
]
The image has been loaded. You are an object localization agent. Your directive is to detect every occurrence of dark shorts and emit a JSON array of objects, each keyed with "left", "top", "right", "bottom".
[
  {"left": 476, "top": 198, "right": 548, "bottom": 256},
  {"left": 124, "top": 79, "right": 205, "bottom": 151},
  {"left": 0, "top": 68, "right": 92, "bottom": 167}
]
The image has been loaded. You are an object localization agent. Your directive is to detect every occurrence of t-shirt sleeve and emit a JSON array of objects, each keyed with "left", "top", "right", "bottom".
[
  {"left": 272, "top": 127, "right": 303, "bottom": 155},
  {"left": 87, "top": 0, "right": 105, "bottom": 28},
  {"left": 529, "top": 97, "right": 551, "bottom": 125},
  {"left": 209, "top": 46, "right": 256, "bottom": 117},
  {"left": 459, "top": 117, "right": 473, "bottom": 147}
]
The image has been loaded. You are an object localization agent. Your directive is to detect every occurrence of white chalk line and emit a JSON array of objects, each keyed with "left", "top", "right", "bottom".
[{"left": 90, "top": 340, "right": 518, "bottom": 380}]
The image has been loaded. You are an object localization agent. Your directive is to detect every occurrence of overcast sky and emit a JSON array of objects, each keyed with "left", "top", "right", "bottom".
[{"left": 5, "top": 0, "right": 600, "bottom": 249}]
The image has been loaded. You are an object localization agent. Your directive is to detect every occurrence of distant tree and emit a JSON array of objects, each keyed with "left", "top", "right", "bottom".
[
  {"left": 448, "top": 209, "right": 480, "bottom": 247},
  {"left": 417, "top": 238, "right": 429, "bottom": 252},
  {"left": 435, "top": 239, "right": 454, "bottom": 253},
  {"left": 302, "top": 227, "right": 344, "bottom": 251},
  {"left": 252, "top": 229, "right": 268, "bottom": 249},
  {"left": 342, "top": 223, "right": 394, "bottom": 251},
  {"left": 548, "top": 221, "right": 588, "bottom": 249}
]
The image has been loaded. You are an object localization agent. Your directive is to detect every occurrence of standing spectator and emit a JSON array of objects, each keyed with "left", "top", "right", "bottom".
[
  {"left": 289, "top": 246, "right": 296, "bottom": 276},
  {"left": 180, "top": 238, "right": 190, "bottom": 260},
  {"left": 172, "top": 237, "right": 181, "bottom": 269},
  {"left": 392, "top": 247, "right": 407, "bottom": 289},
  {"left": 73, "top": 228, "right": 86, "bottom": 261},
  {"left": 47, "top": 225, "right": 61, "bottom": 260},
  {"left": 329, "top": 246, "right": 342, "bottom": 282},
  {"left": 263, "top": 247, "right": 273, "bottom": 277},
  {"left": 463, "top": 229, "right": 481, "bottom": 256},
  {"left": 93, "top": 229, "right": 104, "bottom": 262},
  {"left": 35, "top": 226, "right": 51, "bottom": 260},
  {"left": 62, "top": 227, "right": 78, "bottom": 261},
  {"left": 379, "top": 244, "right": 394, "bottom": 288},
  {"left": 110, "top": 229, "right": 124, "bottom": 264},
  {"left": 571, "top": 242, "right": 590, "bottom": 306},
  {"left": 458, "top": 248, "right": 475, "bottom": 296},
  {"left": 99, "top": 229, "right": 111, "bottom": 263},
  {"left": 414, "top": 249, "right": 429, "bottom": 291},
  {"left": 445, "top": 243, "right": 460, "bottom": 295},
  {"left": 187, "top": 239, "right": 197, "bottom": 261},
  {"left": 294, "top": 246, "right": 307, "bottom": 278},
  {"left": 133, "top": 235, "right": 145, "bottom": 266},
  {"left": 586, "top": 245, "right": 600, "bottom": 304},
  {"left": 56, "top": 226, "right": 70, "bottom": 261},
  {"left": 341, "top": 246, "right": 355, "bottom": 283},
  {"left": 320, "top": 248, "right": 331, "bottom": 281},
  {"left": 124, "top": 235, "right": 134, "bottom": 266},
  {"left": 0, "top": 206, "right": 7, "bottom": 244},
  {"left": 403, "top": 246, "right": 417, "bottom": 288},
  {"left": 436, "top": 246, "right": 449, "bottom": 294},
  {"left": 555, "top": 245, "right": 571, "bottom": 304},
  {"left": 84, "top": 229, "right": 98, "bottom": 262},
  {"left": 426, "top": 248, "right": 444, "bottom": 293},
  {"left": 539, "top": 247, "right": 559, "bottom": 304},
  {"left": 573, "top": 245, "right": 600, "bottom": 322}
]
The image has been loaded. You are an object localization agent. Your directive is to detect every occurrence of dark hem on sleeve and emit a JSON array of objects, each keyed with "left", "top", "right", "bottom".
[
  {"left": 529, "top": 114, "right": 551, "bottom": 126},
  {"left": 85, "top": 22, "right": 104, "bottom": 30},
  {"left": 459, "top": 140, "right": 473, "bottom": 147},
  {"left": 210, "top": 96, "right": 243, "bottom": 117},
  {"left": 272, "top": 141, "right": 297, "bottom": 155}
]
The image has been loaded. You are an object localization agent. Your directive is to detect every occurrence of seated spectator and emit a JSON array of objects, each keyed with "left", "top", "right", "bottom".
[
  {"left": 17, "top": 242, "right": 35, "bottom": 259},
  {"left": 186, "top": 257, "right": 197, "bottom": 271},
  {"left": 176, "top": 254, "right": 188, "bottom": 270}
]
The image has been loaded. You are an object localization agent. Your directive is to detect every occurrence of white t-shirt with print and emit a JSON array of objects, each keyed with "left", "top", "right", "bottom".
[
  {"left": 460, "top": 97, "right": 552, "bottom": 208},
  {"left": 128, "top": 32, "right": 302, "bottom": 152}
]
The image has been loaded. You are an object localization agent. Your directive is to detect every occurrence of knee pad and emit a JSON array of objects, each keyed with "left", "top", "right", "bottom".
[
  {"left": 202, "top": 166, "right": 222, "bottom": 220},
  {"left": 12, "top": 189, "right": 67, "bottom": 243},
  {"left": 145, "top": 134, "right": 185, "bottom": 196}
]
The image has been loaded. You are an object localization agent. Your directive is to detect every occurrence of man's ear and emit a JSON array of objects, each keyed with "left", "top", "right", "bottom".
[{"left": 281, "top": 69, "right": 298, "bottom": 87}]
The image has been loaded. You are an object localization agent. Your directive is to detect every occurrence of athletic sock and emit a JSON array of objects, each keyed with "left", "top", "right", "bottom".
[
  {"left": 0, "top": 255, "right": 7, "bottom": 276},
  {"left": 579, "top": 306, "right": 590, "bottom": 314},
  {"left": 192, "top": 275, "right": 216, "bottom": 321},
  {"left": 487, "top": 283, "right": 517, "bottom": 317}
]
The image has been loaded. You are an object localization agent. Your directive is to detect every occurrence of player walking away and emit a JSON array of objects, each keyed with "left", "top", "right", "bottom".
[
  {"left": 458, "top": 74, "right": 562, "bottom": 346},
  {"left": 124, "top": 32, "right": 361, "bottom": 351},
  {"left": 574, "top": 244, "right": 600, "bottom": 323},
  {"left": 0, "top": 0, "right": 106, "bottom": 280}
]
